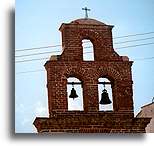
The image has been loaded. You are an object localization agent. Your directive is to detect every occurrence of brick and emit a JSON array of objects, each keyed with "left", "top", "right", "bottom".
[{"left": 33, "top": 18, "right": 150, "bottom": 133}]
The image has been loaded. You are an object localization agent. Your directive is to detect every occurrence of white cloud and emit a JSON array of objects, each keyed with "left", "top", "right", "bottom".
[{"left": 34, "top": 101, "right": 48, "bottom": 116}]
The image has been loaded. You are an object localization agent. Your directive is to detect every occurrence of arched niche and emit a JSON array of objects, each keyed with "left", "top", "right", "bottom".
[
  {"left": 67, "top": 77, "right": 84, "bottom": 111},
  {"left": 82, "top": 39, "right": 94, "bottom": 61},
  {"left": 98, "top": 77, "right": 113, "bottom": 111}
]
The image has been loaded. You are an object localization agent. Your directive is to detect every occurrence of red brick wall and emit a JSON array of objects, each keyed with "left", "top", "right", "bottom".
[
  {"left": 59, "top": 23, "right": 120, "bottom": 61},
  {"left": 45, "top": 61, "right": 134, "bottom": 115},
  {"left": 34, "top": 19, "right": 151, "bottom": 133},
  {"left": 45, "top": 22, "right": 134, "bottom": 116}
]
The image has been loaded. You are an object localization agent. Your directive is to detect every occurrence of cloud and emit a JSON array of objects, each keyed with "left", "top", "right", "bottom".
[{"left": 34, "top": 101, "right": 48, "bottom": 116}]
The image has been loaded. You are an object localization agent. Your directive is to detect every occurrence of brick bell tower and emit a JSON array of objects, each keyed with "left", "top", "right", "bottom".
[{"left": 33, "top": 16, "right": 151, "bottom": 133}]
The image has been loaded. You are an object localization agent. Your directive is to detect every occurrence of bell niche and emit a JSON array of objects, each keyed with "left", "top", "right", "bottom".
[
  {"left": 67, "top": 77, "right": 83, "bottom": 111},
  {"left": 33, "top": 17, "right": 151, "bottom": 133},
  {"left": 98, "top": 77, "right": 113, "bottom": 111}
]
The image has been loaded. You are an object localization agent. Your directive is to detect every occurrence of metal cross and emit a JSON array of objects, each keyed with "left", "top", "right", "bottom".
[{"left": 82, "top": 7, "right": 91, "bottom": 18}]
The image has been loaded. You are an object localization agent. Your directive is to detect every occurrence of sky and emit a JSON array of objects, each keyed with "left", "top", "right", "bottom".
[{"left": 15, "top": 0, "right": 154, "bottom": 133}]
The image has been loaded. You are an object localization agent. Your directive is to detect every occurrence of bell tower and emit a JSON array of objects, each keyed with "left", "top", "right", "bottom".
[{"left": 33, "top": 17, "right": 151, "bottom": 133}]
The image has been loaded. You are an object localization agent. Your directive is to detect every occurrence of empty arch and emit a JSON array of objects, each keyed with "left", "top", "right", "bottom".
[{"left": 82, "top": 39, "right": 94, "bottom": 61}]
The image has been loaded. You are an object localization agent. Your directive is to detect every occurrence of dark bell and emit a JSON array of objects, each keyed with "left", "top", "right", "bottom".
[
  {"left": 100, "top": 89, "right": 112, "bottom": 105},
  {"left": 69, "top": 88, "right": 78, "bottom": 99}
]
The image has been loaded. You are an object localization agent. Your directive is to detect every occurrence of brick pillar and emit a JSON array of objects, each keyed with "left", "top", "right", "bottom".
[{"left": 83, "top": 79, "right": 99, "bottom": 112}]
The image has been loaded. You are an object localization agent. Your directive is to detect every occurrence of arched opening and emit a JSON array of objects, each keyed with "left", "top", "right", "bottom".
[
  {"left": 67, "top": 77, "right": 84, "bottom": 111},
  {"left": 82, "top": 39, "right": 94, "bottom": 61},
  {"left": 98, "top": 78, "right": 113, "bottom": 111}
]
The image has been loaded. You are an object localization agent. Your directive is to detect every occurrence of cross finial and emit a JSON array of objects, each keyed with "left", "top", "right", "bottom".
[{"left": 82, "top": 7, "right": 91, "bottom": 19}]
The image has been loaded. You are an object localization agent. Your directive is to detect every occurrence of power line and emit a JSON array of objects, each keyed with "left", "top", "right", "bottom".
[
  {"left": 15, "top": 31, "right": 154, "bottom": 74},
  {"left": 15, "top": 37, "right": 154, "bottom": 58},
  {"left": 114, "top": 36, "right": 154, "bottom": 44},
  {"left": 15, "top": 50, "right": 61, "bottom": 58},
  {"left": 15, "top": 51, "right": 94, "bottom": 62},
  {"left": 115, "top": 42, "right": 154, "bottom": 49},
  {"left": 15, "top": 42, "right": 154, "bottom": 63},
  {"left": 15, "top": 45, "right": 61, "bottom": 52},
  {"left": 15, "top": 31, "right": 154, "bottom": 52},
  {"left": 16, "top": 69, "right": 44, "bottom": 74},
  {"left": 15, "top": 57, "right": 48, "bottom": 63},
  {"left": 16, "top": 56, "right": 154, "bottom": 75},
  {"left": 113, "top": 31, "right": 154, "bottom": 39}
]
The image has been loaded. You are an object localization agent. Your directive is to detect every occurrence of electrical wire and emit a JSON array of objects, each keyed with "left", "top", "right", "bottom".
[
  {"left": 15, "top": 57, "right": 49, "bottom": 63},
  {"left": 15, "top": 31, "right": 154, "bottom": 52},
  {"left": 15, "top": 42, "right": 154, "bottom": 63},
  {"left": 15, "top": 45, "right": 61, "bottom": 52},
  {"left": 16, "top": 69, "right": 44, "bottom": 74},
  {"left": 115, "top": 42, "right": 154, "bottom": 49},
  {"left": 113, "top": 31, "right": 154, "bottom": 39},
  {"left": 15, "top": 31, "right": 154, "bottom": 74},
  {"left": 15, "top": 50, "right": 61, "bottom": 58},
  {"left": 16, "top": 56, "right": 154, "bottom": 75},
  {"left": 114, "top": 36, "right": 154, "bottom": 44},
  {"left": 15, "top": 37, "right": 154, "bottom": 58}
]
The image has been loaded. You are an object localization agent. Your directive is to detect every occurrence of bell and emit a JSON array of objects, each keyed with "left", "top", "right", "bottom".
[
  {"left": 69, "top": 88, "right": 78, "bottom": 99},
  {"left": 100, "top": 89, "right": 112, "bottom": 105}
]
